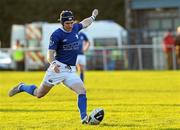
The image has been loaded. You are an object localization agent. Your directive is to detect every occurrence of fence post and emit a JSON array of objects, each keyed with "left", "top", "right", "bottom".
[
  {"left": 24, "top": 48, "right": 28, "bottom": 71},
  {"left": 172, "top": 46, "right": 177, "bottom": 70},
  {"left": 103, "top": 49, "right": 107, "bottom": 70},
  {"left": 137, "top": 46, "right": 143, "bottom": 70}
]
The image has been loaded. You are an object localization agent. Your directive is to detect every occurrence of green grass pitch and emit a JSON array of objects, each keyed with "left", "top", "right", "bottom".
[{"left": 0, "top": 71, "right": 180, "bottom": 130}]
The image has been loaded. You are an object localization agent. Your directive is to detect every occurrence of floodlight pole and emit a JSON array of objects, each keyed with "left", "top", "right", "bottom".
[{"left": 125, "top": 0, "right": 132, "bottom": 30}]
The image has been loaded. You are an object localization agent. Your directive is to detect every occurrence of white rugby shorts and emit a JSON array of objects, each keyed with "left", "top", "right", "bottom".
[
  {"left": 42, "top": 60, "right": 83, "bottom": 87},
  {"left": 76, "top": 54, "right": 86, "bottom": 65}
]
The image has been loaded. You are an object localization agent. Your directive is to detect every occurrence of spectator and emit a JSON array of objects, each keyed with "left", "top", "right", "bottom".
[
  {"left": 163, "top": 29, "right": 175, "bottom": 70},
  {"left": 12, "top": 40, "right": 25, "bottom": 71},
  {"left": 174, "top": 26, "right": 180, "bottom": 68}
]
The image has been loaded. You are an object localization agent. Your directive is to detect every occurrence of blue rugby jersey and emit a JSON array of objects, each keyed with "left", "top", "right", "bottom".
[
  {"left": 49, "top": 23, "right": 83, "bottom": 66},
  {"left": 78, "top": 32, "right": 89, "bottom": 55}
]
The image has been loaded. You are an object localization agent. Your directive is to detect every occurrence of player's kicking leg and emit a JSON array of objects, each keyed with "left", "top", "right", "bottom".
[{"left": 8, "top": 82, "right": 53, "bottom": 98}]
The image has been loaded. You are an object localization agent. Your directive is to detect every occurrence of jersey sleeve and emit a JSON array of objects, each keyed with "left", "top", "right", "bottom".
[
  {"left": 48, "top": 33, "right": 59, "bottom": 50},
  {"left": 74, "top": 23, "right": 83, "bottom": 32},
  {"left": 78, "top": 23, "right": 83, "bottom": 31}
]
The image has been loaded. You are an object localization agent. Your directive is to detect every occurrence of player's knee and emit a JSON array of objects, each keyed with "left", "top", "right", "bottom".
[
  {"left": 74, "top": 86, "right": 86, "bottom": 95},
  {"left": 80, "top": 68, "right": 84, "bottom": 73},
  {"left": 79, "top": 87, "right": 86, "bottom": 95},
  {"left": 79, "top": 66, "right": 84, "bottom": 72},
  {"left": 36, "top": 92, "right": 45, "bottom": 98},
  {"left": 70, "top": 82, "right": 86, "bottom": 94},
  {"left": 36, "top": 95, "right": 43, "bottom": 98}
]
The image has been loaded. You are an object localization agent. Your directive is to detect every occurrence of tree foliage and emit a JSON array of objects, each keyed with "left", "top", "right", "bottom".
[{"left": 0, "top": 0, "right": 125, "bottom": 47}]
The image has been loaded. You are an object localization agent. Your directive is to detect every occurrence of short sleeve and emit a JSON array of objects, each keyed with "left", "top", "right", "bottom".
[
  {"left": 74, "top": 23, "right": 83, "bottom": 32},
  {"left": 48, "top": 34, "right": 59, "bottom": 50},
  {"left": 78, "top": 23, "right": 83, "bottom": 31}
]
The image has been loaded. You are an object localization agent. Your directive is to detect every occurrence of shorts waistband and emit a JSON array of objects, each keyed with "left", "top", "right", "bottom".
[{"left": 55, "top": 60, "right": 76, "bottom": 72}]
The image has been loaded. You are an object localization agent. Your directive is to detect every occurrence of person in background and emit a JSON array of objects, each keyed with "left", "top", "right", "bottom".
[
  {"left": 12, "top": 40, "right": 25, "bottom": 71},
  {"left": 163, "top": 29, "right": 175, "bottom": 70},
  {"left": 174, "top": 26, "right": 180, "bottom": 68},
  {"left": 76, "top": 32, "right": 90, "bottom": 82}
]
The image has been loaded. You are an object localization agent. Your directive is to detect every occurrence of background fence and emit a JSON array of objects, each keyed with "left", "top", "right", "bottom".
[
  {"left": 0, "top": 45, "right": 178, "bottom": 71},
  {"left": 86, "top": 45, "right": 177, "bottom": 70}
]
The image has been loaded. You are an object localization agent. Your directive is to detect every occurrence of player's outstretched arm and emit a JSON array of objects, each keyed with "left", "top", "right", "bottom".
[{"left": 80, "top": 9, "right": 98, "bottom": 28}]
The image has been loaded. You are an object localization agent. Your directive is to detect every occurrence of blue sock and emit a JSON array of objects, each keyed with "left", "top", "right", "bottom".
[
  {"left": 19, "top": 84, "right": 37, "bottom": 96},
  {"left": 78, "top": 94, "right": 87, "bottom": 120},
  {"left": 80, "top": 72, "right": 84, "bottom": 82}
]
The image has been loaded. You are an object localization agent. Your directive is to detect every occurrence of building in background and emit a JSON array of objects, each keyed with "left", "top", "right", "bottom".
[
  {"left": 125, "top": 0, "right": 180, "bottom": 70},
  {"left": 128, "top": 0, "right": 180, "bottom": 30}
]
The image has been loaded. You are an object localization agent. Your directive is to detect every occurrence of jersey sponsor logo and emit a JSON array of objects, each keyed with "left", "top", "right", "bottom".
[
  {"left": 63, "top": 39, "right": 68, "bottom": 42},
  {"left": 63, "top": 42, "right": 79, "bottom": 50}
]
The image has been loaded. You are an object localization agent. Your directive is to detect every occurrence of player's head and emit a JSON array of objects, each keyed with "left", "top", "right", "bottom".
[{"left": 59, "top": 10, "right": 74, "bottom": 25}]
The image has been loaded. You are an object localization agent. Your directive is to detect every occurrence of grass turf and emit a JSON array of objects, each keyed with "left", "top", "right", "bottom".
[{"left": 0, "top": 71, "right": 180, "bottom": 130}]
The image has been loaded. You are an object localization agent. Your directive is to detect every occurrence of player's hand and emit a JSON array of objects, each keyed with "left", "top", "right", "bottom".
[
  {"left": 92, "top": 9, "right": 98, "bottom": 18},
  {"left": 51, "top": 62, "right": 60, "bottom": 73},
  {"left": 53, "top": 64, "right": 60, "bottom": 73}
]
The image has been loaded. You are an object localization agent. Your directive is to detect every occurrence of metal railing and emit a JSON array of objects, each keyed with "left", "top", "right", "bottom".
[
  {"left": 86, "top": 45, "right": 177, "bottom": 70},
  {"left": 0, "top": 45, "right": 178, "bottom": 71}
]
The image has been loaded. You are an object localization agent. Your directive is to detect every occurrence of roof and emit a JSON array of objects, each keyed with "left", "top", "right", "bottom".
[{"left": 131, "top": 0, "right": 180, "bottom": 9}]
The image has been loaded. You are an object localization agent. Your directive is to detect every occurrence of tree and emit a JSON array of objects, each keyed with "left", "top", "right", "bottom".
[{"left": 0, "top": 0, "right": 125, "bottom": 48}]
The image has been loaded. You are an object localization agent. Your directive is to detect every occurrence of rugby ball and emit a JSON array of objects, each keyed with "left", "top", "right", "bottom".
[{"left": 88, "top": 108, "right": 104, "bottom": 125}]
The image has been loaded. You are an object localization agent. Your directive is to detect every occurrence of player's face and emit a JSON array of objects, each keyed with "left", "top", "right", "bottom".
[{"left": 63, "top": 20, "right": 74, "bottom": 32}]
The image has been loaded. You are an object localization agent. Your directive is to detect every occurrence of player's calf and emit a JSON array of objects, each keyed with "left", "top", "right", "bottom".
[{"left": 9, "top": 83, "right": 37, "bottom": 97}]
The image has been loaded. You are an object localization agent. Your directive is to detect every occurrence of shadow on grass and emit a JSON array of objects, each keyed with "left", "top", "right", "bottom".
[
  {"left": 100, "top": 123, "right": 143, "bottom": 128},
  {"left": 95, "top": 103, "right": 180, "bottom": 107},
  {"left": 91, "top": 88, "right": 180, "bottom": 93},
  {"left": 160, "top": 128, "right": 180, "bottom": 130},
  {"left": 0, "top": 108, "right": 73, "bottom": 112}
]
